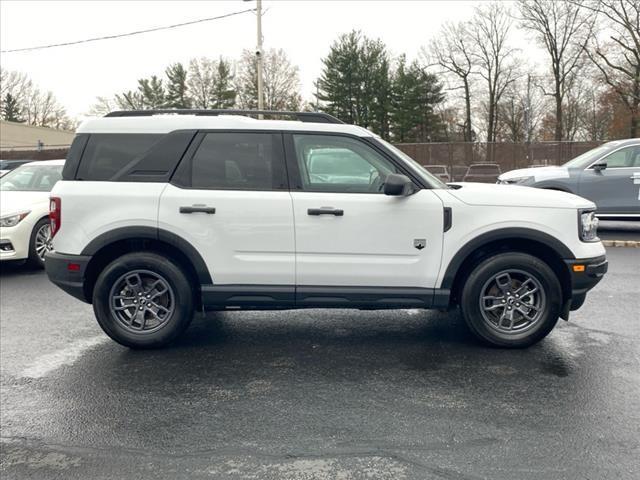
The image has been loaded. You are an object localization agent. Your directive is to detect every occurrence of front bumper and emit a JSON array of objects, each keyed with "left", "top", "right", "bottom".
[
  {"left": 44, "top": 251, "right": 92, "bottom": 303},
  {"left": 0, "top": 222, "right": 32, "bottom": 261},
  {"left": 564, "top": 255, "right": 608, "bottom": 311}
]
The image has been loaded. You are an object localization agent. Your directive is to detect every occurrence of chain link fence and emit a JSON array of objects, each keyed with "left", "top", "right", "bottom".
[{"left": 395, "top": 141, "right": 603, "bottom": 182}]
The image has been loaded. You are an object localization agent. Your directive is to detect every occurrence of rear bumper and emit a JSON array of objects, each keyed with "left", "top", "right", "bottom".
[
  {"left": 45, "top": 251, "right": 92, "bottom": 303},
  {"left": 564, "top": 255, "right": 608, "bottom": 310}
]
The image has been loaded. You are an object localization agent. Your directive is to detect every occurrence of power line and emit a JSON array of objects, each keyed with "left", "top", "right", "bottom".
[{"left": 1, "top": 8, "right": 256, "bottom": 53}]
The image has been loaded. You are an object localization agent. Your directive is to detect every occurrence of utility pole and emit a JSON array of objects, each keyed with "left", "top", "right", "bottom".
[{"left": 256, "top": 0, "right": 264, "bottom": 111}]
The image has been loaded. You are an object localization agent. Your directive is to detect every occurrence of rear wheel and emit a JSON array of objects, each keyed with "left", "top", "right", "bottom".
[
  {"left": 460, "top": 252, "right": 562, "bottom": 348},
  {"left": 93, "top": 252, "right": 195, "bottom": 349}
]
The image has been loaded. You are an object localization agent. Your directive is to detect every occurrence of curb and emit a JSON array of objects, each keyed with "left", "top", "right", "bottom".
[{"left": 601, "top": 240, "right": 640, "bottom": 248}]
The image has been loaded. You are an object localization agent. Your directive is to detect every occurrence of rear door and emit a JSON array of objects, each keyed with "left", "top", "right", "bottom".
[
  {"left": 285, "top": 133, "right": 444, "bottom": 294},
  {"left": 159, "top": 131, "right": 295, "bottom": 296},
  {"left": 578, "top": 144, "right": 640, "bottom": 214}
]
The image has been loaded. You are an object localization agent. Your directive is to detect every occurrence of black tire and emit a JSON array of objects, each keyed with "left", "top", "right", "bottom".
[
  {"left": 26, "top": 217, "right": 51, "bottom": 269},
  {"left": 460, "top": 252, "right": 562, "bottom": 348},
  {"left": 93, "top": 252, "right": 195, "bottom": 349}
]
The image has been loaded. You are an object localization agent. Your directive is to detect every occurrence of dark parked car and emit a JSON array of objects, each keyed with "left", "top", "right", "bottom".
[
  {"left": 463, "top": 163, "right": 502, "bottom": 183},
  {"left": 498, "top": 138, "right": 640, "bottom": 219},
  {"left": 424, "top": 164, "right": 451, "bottom": 182}
]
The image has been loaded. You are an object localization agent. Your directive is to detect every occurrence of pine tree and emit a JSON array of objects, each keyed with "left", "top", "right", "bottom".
[
  {"left": 317, "top": 31, "right": 392, "bottom": 139},
  {"left": 165, "top": 63, "right": 190, "bottom": 109},
  {"left": 210, "top": 58, "right": 236, "bottom": 109},
  {"left": 390, "top": 58, "right": 445, "bottom": 142},
  {"left": 1, "top": 93, "right": 23, "bottom": 122},
  {"left": 137, "top": 76, "right": 166, "bottom": 109}
]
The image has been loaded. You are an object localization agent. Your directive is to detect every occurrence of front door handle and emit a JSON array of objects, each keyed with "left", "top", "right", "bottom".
[
  {"left": 179, "top": 206, "right": 216, "bottom": 214},
  {"left": 308, "top": 207, "right": 344, "bottom": 216}
]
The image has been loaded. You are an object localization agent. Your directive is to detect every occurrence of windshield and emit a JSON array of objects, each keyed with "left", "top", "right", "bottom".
[
  {"left": 0, "top": 164, "right": 63, "bottom": 192},
  {"left": 563, "top": 145, "right": 612, "bottom": 169},
  {"left": 374, "top": 138, "right": 447, "bottom": 189}
]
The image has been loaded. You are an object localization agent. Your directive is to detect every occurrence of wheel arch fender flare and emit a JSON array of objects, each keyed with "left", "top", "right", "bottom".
[
  {"left": 81, "top": 226, "right": 212, "bottom": 285},
  {"left": 440, "top": 227, "right": 575, "bottom": 291}
]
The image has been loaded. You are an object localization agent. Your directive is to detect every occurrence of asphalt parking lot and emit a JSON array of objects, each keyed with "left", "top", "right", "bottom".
[{"left": 1, "top": 247, "right": 639, "bottom": 480}]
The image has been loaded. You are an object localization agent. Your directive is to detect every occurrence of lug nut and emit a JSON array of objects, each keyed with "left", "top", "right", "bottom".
[{"left": 139, "top": 306, "right": 144, "bottom": 311}]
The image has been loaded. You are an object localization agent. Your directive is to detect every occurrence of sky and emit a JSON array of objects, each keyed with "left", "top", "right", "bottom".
[{"left": 0, "top": 0, "right": 537, "bottom": 118}]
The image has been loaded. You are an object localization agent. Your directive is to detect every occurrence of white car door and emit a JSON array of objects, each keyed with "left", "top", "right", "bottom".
[
  {"left": 158, "top": 131, "right": 295, "bottom": 304},
  {"left": 285, "top": 133, "right": 445, "bottom": 298}
]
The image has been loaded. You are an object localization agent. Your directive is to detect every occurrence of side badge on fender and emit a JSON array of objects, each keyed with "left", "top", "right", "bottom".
[{"left": 414, "top": 239, "right": 426, "bottom": 250}]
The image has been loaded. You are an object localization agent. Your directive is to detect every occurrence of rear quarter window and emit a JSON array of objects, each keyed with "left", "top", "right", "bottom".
[{"left": 75, "top": 134, "right": 161, "bottom": 181}]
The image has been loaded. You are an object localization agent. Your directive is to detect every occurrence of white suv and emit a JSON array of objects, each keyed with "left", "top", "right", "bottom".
[{"left": 45, "top": 110, "right": 608, "bottom": 349}]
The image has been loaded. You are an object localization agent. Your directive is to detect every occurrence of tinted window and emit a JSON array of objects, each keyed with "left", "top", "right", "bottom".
[
  {"left": 0, "top": 165, "right": 63, "bottom": 192},
  {"left": 601, "top": 145, "right": 640, "bottom": 168},
  {"left": 76, "top": 134, "right": 160, "bottom": 181},
  {"left": 189, "top": 133, "right": 286, "bottom": 190},
  {"left": 292, "top": 134, "right": 399, "bottom": 193}
]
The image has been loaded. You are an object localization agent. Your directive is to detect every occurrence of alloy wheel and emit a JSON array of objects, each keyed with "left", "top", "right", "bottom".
[
  {"left": 478, "top": 269, "right": 546, "bottom": 334},
  {"left": 35, "top": 223, "right": 52, "bottom": 261},
  {"left": 109, "top": 270, "right": 175, "bottom": 333}
]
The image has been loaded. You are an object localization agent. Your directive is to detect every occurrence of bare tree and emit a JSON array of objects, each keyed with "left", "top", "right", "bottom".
[
  {"left": 0, "top": 69, "right": 32, "bottom": 112},
  {"left": 581, "top": 0, "right": 640, "bottom": 137},
  {"left": 470, "top": 2, "right": 519, "bottom": 145},
  {"left": 497, "top": 73, "right": 546, "bottom": 142},
  {"left": 187, "top": 57, "right": 236, "bottom": 109},
  {"left": 424, "top": 22, "right": 475, "bottom": 141},
  {"left": 580, "top": 85, "right": 613, "bottom": 141},
  {"left": 88, "top": 96, "right": 117, "bottom": 117},
  {"left": 0, "top": 68, "right": 72, "bottom": 129},
  {"left": 518, "top": 0, "right": 595, "bottom": 140},
  {"left": 236, "top": 48, "right": 302, "bottom": 110}
]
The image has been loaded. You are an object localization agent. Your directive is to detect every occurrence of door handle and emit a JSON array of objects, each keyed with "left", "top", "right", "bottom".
[
  {"left": 308, "top": 207, "right": 344, "bottom": 216},
  {"left": 179, "top": 206, "right": 216, "bottom": 214}
]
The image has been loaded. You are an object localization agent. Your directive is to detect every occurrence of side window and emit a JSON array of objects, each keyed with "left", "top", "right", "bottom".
[
  {"left": 189, "top": 132, "right": 286, "bottom": 191},
  {"left": 292, "top": 134, "right": 399, "bottom": 193},
  {"left": 77, "top": 134, "right": 160, "bottom": 181},
  {"left": 601, "top": 146, "right": 640, "bottom": 169}
]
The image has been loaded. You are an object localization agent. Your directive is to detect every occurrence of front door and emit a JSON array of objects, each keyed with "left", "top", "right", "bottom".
[
  {"left": 286, "top": 133, "right": 444, "bottom": 292},
  {"left": 579, "top": 144, "right": 640, "bottom": 214}
]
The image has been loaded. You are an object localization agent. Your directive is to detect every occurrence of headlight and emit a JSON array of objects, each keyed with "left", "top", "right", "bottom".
[
  {"left": 497, "top": 176, "right": 534, "bottom": 185},
  {"left": 579, "top": 210, "right": 599, "bottom": 242},
  {"left": 0, "top": 211, "right": 30, "bottom": 227}
]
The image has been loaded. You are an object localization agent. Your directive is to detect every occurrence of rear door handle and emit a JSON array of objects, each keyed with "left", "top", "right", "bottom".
[
  {"left": 179, "top": 206, "right": 216, "bottom": 214},
  {"left": 307, "top": 207, "right": 344, "bottom": 216}
]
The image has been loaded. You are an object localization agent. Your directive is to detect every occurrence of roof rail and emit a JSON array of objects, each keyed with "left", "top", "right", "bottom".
[{"left": 104, "top": 109, "right": 345, "bottom": 124}]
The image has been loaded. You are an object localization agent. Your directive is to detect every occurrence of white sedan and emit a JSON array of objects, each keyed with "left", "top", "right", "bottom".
[{"left": 0, "top": 159, "right": 64, "bottom": 268}]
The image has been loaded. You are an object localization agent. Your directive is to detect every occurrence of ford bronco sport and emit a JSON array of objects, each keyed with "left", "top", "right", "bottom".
[{"left": 45, "top": 109, "right": 607, "bottom": 349}]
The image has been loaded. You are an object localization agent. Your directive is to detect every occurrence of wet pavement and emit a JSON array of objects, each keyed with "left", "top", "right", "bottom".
[{"left": 1, "top": 248, "right": 639, "bottom": 479}]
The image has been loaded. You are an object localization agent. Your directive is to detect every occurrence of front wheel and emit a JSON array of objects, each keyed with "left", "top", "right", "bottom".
[
  {"left": 460, "top": 252, "right": 563, "bottom": 348},
  {"left": 26, "top": 217, "right": 52, "bottom": 269},
  {"left": 93, "top": 252, "right": 195, "bottom": 349}
]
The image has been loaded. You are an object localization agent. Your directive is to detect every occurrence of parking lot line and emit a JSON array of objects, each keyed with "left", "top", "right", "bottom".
[{"left": 21, "top": 336, "right": 107, "bottom": 379}]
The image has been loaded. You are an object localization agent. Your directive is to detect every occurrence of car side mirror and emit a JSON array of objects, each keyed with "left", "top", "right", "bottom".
[
  {"left": 592, "top": 162, "right": 607, "bottom": 172},
  {"left": 384, "top": 173, "right": 414, "bottom": 196}
]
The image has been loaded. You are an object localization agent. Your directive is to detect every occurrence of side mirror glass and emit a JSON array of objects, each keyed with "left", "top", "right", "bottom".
[
  {"left": 384, "top": 173, "right": 414, "bottom": 196},
  {"left": 592, "top": 162, "right": 607, "bottom": 172}
]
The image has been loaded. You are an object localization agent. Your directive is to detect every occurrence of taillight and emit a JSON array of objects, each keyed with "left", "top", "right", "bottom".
[{"left": 50, "top": 197, "right": 61, "bottom": 238}]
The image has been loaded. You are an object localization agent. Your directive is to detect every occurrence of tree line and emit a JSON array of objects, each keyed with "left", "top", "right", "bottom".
[
  {"left": 0, "top": 0, "right": 637, "bottom": 143},
  {"left": 0, "top": 69, "right": 75, "bottom": 130},
  {"left": 88, "top": 49, "right": 302, "bottom": 115}
]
